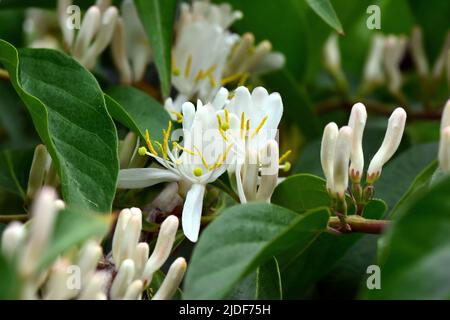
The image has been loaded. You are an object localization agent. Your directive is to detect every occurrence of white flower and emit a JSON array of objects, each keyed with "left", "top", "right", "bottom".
[
  {"left": 348, "top": 103, "right": 367, "bottom": 182},
  {"left": 170, "top": 1, "right": 240, "bottom": 108},
  {"left": 58, "top": 0, "right": 119, "bottom": 70},
  {"left": 332, "top": 126, "right": 353, "bottom": 198},
  {"left": 363, "top": 34, "right": 385, "bottom": 85},
  {"left": 440, "top": 99, "right": 450, "bottom": 130},
  {"left": 367, "top": 107, "right": 407, "bottom": 183},
  {"left": 112, "top": 0, "right": 152, "bottom": 84},
  {"left": 320, "top": 122, "right": 339, "bottom": 192},
  {"left": 324, "top": 33, "right": 341, "bottom": 74},
  {"left": 119, "top": 101, "right": 231, "bottom": 242}
]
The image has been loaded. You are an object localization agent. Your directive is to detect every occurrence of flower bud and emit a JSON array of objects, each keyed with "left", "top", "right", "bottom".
[
  {"left": 324, "top": 34, "right": 341, "bottom": 74},
  {"left": 384, "top": 35, "right": 407, "bottom": 93},
  {"left": 134, "top": 242, "right": 150, "bottom": 279},
  {"left": 348, "top": 103, "right": 367, "bottom": 182},
  {"left": 124, "top": 279, "right": 143, "bottom": 300},
  {"left": 440, "top": 99, "right": 450, "bottom": 131},
  {"left": 77, "top": 240, "right": 103, "bottom": 287},
  {"left": 411, "top": 27, "right": 429, "bottom": 77},
  {"left": 43, "top": 258, "right": 73, "bottom": 300},
  {"left": 119, "top": 132, "right": 138, "bottom": 169},
  {"left": 112, "top": 208, "right": 132, "bottom": 265},
  {"left": 1, "top": 222, "right": 26, "bottom": 260},
  {"left": 152, "top": 257, "right": 187, "bottom": 300},
  {"left": 439, "top": 126, "right": 450, "bottom": 173},
  {"left": 111, "top": 18, "right": 132, "bottom": 84},
  {"left": 432, "top": 31, "right": 450, "bottom": 80},
  {"left": 72, "top": 6, "right": 101, "bottom": 60},
  {"left": 142, "top": 215, "right": 179, "bottom": 286},
  {"left": 78, "top": 271, "right": 110, "bottom": 300},
  {"left": 118, "top": 208, "right": 142, "bottom": 265},
  {"left": 110, "top": 259, "right": 135, "bottom": 299},
  {"left": 364, "top": 34, "right": 385, "bottom": 85},
  {"left": 332, "top": 126, "right": 353, "bottom": 198},
  {"left": 27, "top": 144, "right": 51, "bottom": 200},
  {"left": 367, "top": 107, "right": 407, "bottom": 183},
  {"left": 320, "top": 122, "right": 339, "bottom": 191}
]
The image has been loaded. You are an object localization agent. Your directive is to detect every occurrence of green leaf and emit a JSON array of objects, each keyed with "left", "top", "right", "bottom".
[
  {"left": 105, "top": 86, "right": 170, "bottom": 142},
  {"left": 389, "top": 160, "right": 437, "bottom": 218},
  {"left": 363, "top": 176, "right": 450, "bottom": 299},
  {"left": 305, "top": 0, "right": 344, "bottom": 34},
  {"left": 271, "top": 174, "right": 330, "bottom": 213},
  {"left": 375, "top": 143, "right": 437, "bottom": 216},
  {"left": 134, "top": 0, "right": 177, "bottom": 98},
  {"left": 0, "top": 40, "right": 118, "bottom": 212},
  {"left": 37, "top": 208, "right": 112, "bottom": 271},
  {"left": 0, "top": 148, "right": 34, "bottom": 198},
  {"left": 256, "top": 257, "right": 282, "bottom": 300},
  {"left": 183, "top": 203, "right": 329, "bottom": 299}
]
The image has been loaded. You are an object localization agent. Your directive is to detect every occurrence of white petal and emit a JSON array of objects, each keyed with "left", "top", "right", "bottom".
[
  {"left": 182, "top": 184, "right": 206, "bottom": 242},
  {"left": 118, "top": 168, "right": 180, "bottom": 189}
]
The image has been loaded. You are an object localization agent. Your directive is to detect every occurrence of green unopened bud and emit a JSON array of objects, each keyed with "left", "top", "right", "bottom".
[{"left": 27, "top": 144, "right": 51, "bottom": 200}]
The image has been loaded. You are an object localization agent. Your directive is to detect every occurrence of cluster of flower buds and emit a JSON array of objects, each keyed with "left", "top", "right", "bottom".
[
  {"left": 439, "top": 100, "right": 450, "bottom": 173},
  {"left": 57, "top": 0, "right": 119, "bottom": 70},
  {"left": 165, "top": 0, "right": 284, "bottom": 119},
  {"left": 1, "top": 187, "right": 186, "bottom": 300},
  {"left": 321, "top": 103, "right": 407, "bottom": 210}
]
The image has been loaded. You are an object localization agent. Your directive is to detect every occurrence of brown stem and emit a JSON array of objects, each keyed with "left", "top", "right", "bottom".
[
  {"left": 328, "top": 215, "right": 389, "bottom": 234},
  {"left": 0, "top": 214, "right": 28, "bottom": 223}
]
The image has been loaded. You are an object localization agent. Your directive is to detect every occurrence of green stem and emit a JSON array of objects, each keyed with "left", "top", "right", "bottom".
[{"left": 328, "top": 216, "right": 389, "bottom": 234}]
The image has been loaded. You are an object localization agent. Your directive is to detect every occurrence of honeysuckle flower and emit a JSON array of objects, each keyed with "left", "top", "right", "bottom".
[
  {"left": 119, "top": 101, "right": 231, "bottom": 242},
  {"left": 112, "top": 0, "right": 152, "bottom": 84},
  {"left": 324, "top": 34, "right": 341, "bottom": 75},
  {"left": 320, "top": 122, "right": 339, "bottom": 192},
  {"left": 170, "top": 1, "right": 240, "bottom": 110},
  {"left": 57, "top": 0, "right": 119, "bottom": 70},
  {"left": 384, "top": 35, "right": 407, "bottom": 94},
  {"left": 1, "top": 190, "right": 186, "bottom": 300},
  {"left": 348, "top": 103, "right": 367, "bottom": 182},
  {"left": 367, "top": 107, "right": 407, "bottom": 183},
  {"left": 332, "top": 126, "right": 353, "bottom": 198}
]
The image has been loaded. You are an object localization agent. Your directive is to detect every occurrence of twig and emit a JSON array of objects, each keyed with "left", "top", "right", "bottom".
[
  {"left": 328, "top": 215, "right": 389, "bottom": 234},
  {"left": 0, "top": 214, "right": 28, "bottom": 223}
]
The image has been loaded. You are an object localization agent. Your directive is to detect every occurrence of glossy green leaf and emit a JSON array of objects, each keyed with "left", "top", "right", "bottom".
[
  {"left": 389, "top": 160, "right": 437, "bottom": 218},
  {"left": 305, "top": 0, "right": 344, "bottom": 34},
  {"left": 256, "top": 257, "right": 282, "bottom": 300},
  {"left": 134, "top": 0, "right": 177, "bottom": 98},
  {"left": 271, "top": 173, "right": 330, "bottom": 213},
  {"left": 0, "top": 148, "right": 33, "bottom": 198},
  {"left": 364, "top": 176, "right": 450, "bottom": 299},
  {"left": 37, "top": 208, "right": 112, "bottom": 271},
  {"left": 0, "top": 40, "right": 118, "bottom": 212},
  {"left": 105, "top": 86, "right": 170, "bottom": 142},
  {"left": 183, "top": 203, "right": 329, "bottom": 299}
]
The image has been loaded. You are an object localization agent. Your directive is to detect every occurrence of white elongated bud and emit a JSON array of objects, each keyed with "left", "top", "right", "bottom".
[
  {"left": 324, "top": 34, "right": 341, "bottom": 73},
  {"left": 384, "top": 35, "right": 407, "bottom": 93},
  {"left": 112, "top": 208, "right": 132, "bottom": 265},
  {"left": 152, "top": 258, "right": 187, "bottom": 300},
  {"left": 439, "top": 126, "right": 450, "bottom": 173},
  {"left": 111, "top": 18, "right": 132, "bottom": 84},
  {"left": 20, "top": 187, "right": 58, "bottom": 277},
  {"left": 320, "top": 122, "right": 339, "bottom": 192},
  {"left": 43, "top": 258, "right": 74, "bottom": 300},
  {"left": 134, "top": 242, "right": 150, "bottom": 279},
  {"left": 226, "top": 32, "right": 254, "bottom": 74},
  {"left": 110, "top": 259, "right": 135, "bottom": 299},
  {"left": 72, "top": 6, "right": 101, "bottom": 60},
  {"left": 77, "top": 240, "right": 103, "bottom": 287},
  {"left": 1, "top": 222, "right": 26, "bottom": 260},
  {"left": 364, "top": 34, "right": 385, "bottom": 84},
  {"left": 332, "top": 126, "right": 353, "bottom": 198},
  {"left": 256, "top": 140, "right": 279, "bottom": 202},
  {"left": 118, "top": 207, "right": 142, "bottom": 266},
  {"left": 367, "top": 107, "right": 407, "bottom": 183},
  {"left": 78, "top": 271, "right": 110, "bottom": 300},
  {"left": 432, "top": 31, "right": 450, "bottom": 80},
  {"left": 440, "top": 99, "right": 450, "bottom": 131},
  {"left": 27, "top": 144, "right": 51, "bottom": 200},
  {"left": 142, "top": 215, "right": 179, "bottom": 286},
  {"left": 411, "top": 27, "right": 429, "bottom": 77},
  {"left": 123, "top": 280, "right": 143, "bottom": 300},
  {"left": 348, "top": 103, "right": 367, "bottom": 182}
]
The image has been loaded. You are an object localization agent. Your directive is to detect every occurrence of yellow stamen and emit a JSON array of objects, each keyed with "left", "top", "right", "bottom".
[
  {"left": 194, "top": 146, "right": 210, "bottom": 170},
  {"left": 245, "top": 119, "right": 250, "bottom": 138},
  {"left": 240, "top": 112, "right": 245, "bottom": 139},
  {"left": 154, "top": 141, "right": 168, "bottom": 160},
  {"left": 194, "top": 70, "right": 205, "bottom": 83},
  {"left": 193, "top": 167, "right": 203, "bottom": 177},
  {"left": 224, "top": 109, "right": 229, "bottom": 124},
  {"left": 251, "top": 115, "right": 268, "bottom": 139},
  {"left": 173, "top": 142, "right": 196, "bottom": 155},
  {"left": 212, "top": 144, "right": 233, "bottom": 169},
  {"left": 171, "top": 54, "right": 180, "bottom": 76},
  {"left": 145, "top": 129, "right": 158, "bottom": 156},
  {"left": 170, "top": 111, "right": 183, "bottom": 123},
  {"left": 220, "top": 73, "right": 243, "bottom": 85},
  {"left": 207, "top": 73, "right": 217, "bottom": 87},
  {"left": 218, "top": 127, "right": 229, "bottom": 141},
  {"left": 217, "top": 114, "right": 223, "bottom": 128},
  {"left": 279, "top": 150, "right": 292, "bottom": 164},
  {"left": 138, "top": 146, "right": 147, "bottom": 156},
  {"left": 184, "top": 54, "right": 192, "bottom": 78}
]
